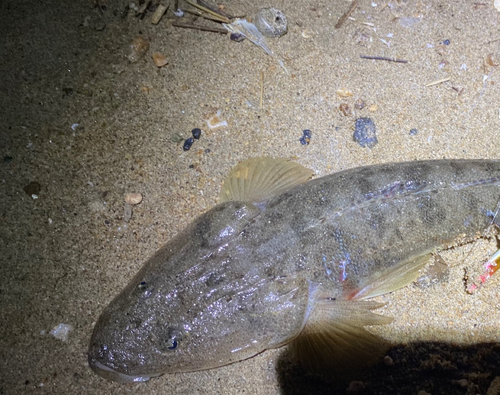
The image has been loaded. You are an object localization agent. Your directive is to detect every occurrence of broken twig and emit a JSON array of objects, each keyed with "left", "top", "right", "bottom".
[
  {"left": 151, "top": 4, "right": 168, "bottom": 25},
  {"left": 360, "top": 55, "right": 408, "bottom": 63},
  {"left": 335, "top": 0, "right": 358, "bottom": 29},
  {"left": 184, "top": 0, "right": 230, "bottom": 23},
  {"left": 136, "top": 0, "right": 151, "bottom": 18},
  {"left": 260, "top": 71, "right": 264, "bottom": 109},
  {"left": 425, "top": 77, "right": 451, "bottom": 87},
  {"left": 197, "top": 0, "right": 234, "bottom": 19},
  {"left": 172, "top": 22, "right": 227, "bottom": 34}
]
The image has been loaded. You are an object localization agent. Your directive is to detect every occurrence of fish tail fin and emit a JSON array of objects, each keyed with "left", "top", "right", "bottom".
[{"left": 289, "top": 299, "right": 392, "bottom": 375}]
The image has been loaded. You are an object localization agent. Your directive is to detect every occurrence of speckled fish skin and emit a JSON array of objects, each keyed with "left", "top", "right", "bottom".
[{"left": 88, "top": 159, "right": 500, "bottom": 382}]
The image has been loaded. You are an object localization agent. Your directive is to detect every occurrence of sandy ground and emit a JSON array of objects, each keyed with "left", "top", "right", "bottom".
[{"left": 1, "top": 0, "right": 500, "bottom": 394}]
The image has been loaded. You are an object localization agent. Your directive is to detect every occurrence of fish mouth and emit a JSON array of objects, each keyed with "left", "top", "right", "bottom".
[{"left": 88, "top": 355, "right": 161, "bottom": 383}]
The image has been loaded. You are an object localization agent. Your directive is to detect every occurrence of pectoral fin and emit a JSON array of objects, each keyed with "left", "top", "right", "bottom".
[
  {"left": 290, "top": 298, "right": 392, "bottom": 374},
  {"left": 348, "top": 254, "right": 432, "bottom": 300}
]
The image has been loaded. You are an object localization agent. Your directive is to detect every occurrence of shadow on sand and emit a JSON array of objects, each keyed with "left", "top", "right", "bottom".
[{"left": 276, "top": 341, "right": 500, "bottom": 395}]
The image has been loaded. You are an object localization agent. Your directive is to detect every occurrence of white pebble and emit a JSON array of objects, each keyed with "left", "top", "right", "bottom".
[{"left": 49, "top": 323, "right": 74, "bottom": 342}]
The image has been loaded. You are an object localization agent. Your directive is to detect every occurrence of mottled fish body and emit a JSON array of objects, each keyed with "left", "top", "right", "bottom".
[{"left": 89, "top": 158, "right": 500, "bottom": 382}]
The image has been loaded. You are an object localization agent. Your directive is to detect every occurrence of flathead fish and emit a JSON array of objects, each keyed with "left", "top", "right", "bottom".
[{"left": 88, "top": 157, "right": 500, "bottom": 382}]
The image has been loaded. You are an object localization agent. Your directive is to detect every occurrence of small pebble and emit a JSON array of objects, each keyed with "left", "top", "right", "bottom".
[
  {"left": 206, "top": 110, "right": 227, "bottom": 129},
  {"left": 455, "top": 379, "right": 468, "bottom": 387},
  {"left": 301, "top": 29, "right": 314, "bottom": 39},
  {"left": 230, "top": 33, "right": 245, "bottom": 42},
  {"left": 347, "top": 381, "right": 365, "bottom": 392},
  {"left": 299, "top": 129, "right": 312, "bottom": 145},
  {"left": 354, "top": 98, "right": 366, "bottom": 110},
  {"left": 129, "top": 36, "right": 149, "bottom": 63},
  {"left": 442, "top": 39, "right": 450, "bottom": 45},
  {"left": 183, "top": 137, "right": 194, "bottom": 151},
  {"left": 486, "top": 53, "right": 499, "bottom": 67},
  {"left": 24, "top": 181, "right": 41, "bottom": 197},
  {"left": 152, "top": 52, "right": 168, "bottom": 67},
  {"left": 123, "top": 204, "right": 133, "bottom": 222},
  {"left": 336, "top": 88, "right": 353, "bottom": 98},
  {"left": 171, "top": 133, "right": 184, "bottom": 144},
  {"left": 254, "top": 7, "right": 288, "bottom": 38},
  {"left": 353, "top": 117, "right": 378, "bottom": 148},
  {"left": 49, "top": 323, "right": 74, "bottom": 342},
  {"left": 125, "top": 192, "right": 143, "bottom": 205},
  {"left": 191, "top": 128, "right": 202, "bottom": 139},
  {"left": 384, "top": 355, "right": 394, "bottom": 366},
  {"left": 409, "top": 128, "right": 418, "bottom": 135},
  {"left": 339, "top": 103, "right": 351, "bottom": 116}
]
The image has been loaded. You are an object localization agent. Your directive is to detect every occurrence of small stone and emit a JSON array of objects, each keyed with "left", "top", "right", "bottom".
[
  {"left": 24, "top": 181, "right": 41, "bottom": 197},
  {"left": 299, "top": 129, "right": 312, "bottom": 145},
  {"left": 49, "top": 323, "right": 74, "bottom": 342},
  {"left": 454, "top": 379, "right": 468, "bottom": 387},
  {"left": 254, "top": 7, "right": 288, "bottom": 38},
  {"left": 353, "top": 117, "right": 378, "bottom": 149},
  {"left": 368, "top": 104, "right": 378, "bottom": 112},
  {"left": 125, "top": 192, "right": 143, "bottom": 205},
  {"left": 442, "top": 39, "right": 450, "bottom": 45},
  {"left": 339, "top": 103, "right": 351, "bottom": 116},
  {"left": 301, "top": 29, "right": 314, "bottom": 39},
  {"left": 409, "top": 128, "right": 418, "bottom": 135},
  {"left": 206, "top": 110, "right": 227, "bottom": 129},
  {"left": 354, "top": 98, "right": 366, "bottom": 110},
  {"left": 123, "top": 204, "right": 133, "bottom": 222},
  {"left": 486, "top": 53, "right": 499, "bottom": 67},
  {"left": 384, "top": 355, "right": 394, "bottom": 365},
  {"left": 129, "top": 36, "right": 149, "bottom": 63},
  {"left": 152, "top": 52, "right": 168, "bottom": 67},
  {"left": 336, "top": 88, "right": 353, "bottom": 98},
  {"left": 230, "top": 33, "right": 245, "bottom": 42},
  {"left": 191, "top": 128, "right": 202, "bottom": 139},
  {"left": 487, "top": 376, "right": 500, "bottom": 394},
  {"left": 171, "top": 133, "right": 184, "bottom": 144},
  {"left": 183, "top": 137, "right": 194, "bottom": 151},
  {"left": 347, "top": 381, "right": 365, "bottom": 392}
]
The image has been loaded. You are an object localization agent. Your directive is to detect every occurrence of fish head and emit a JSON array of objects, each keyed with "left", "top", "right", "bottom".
[
  {"left": 88, "top": 201, "right": 308, "bottom": 382},
  {"left": 88, "top": 264, "right": 308, "bottom": 382}
]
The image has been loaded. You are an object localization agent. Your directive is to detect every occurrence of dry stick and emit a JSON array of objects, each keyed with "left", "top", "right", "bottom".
[
  {"left": 151, "top": 4, "right": 168, "bottom": 25},
  {"left": 183, "top": 9, "right": 229, "bottom": 23},
  {"left": 335, "top": 0, "right": 358, "bottom": 29},
  {"left": 136, "top": 0, "right": 151, "bottom": 17},
  {"left": 425, "top": 77, "right": 450, "bottom": 87},
  {"left": 360, "top": 55, "right": 408, "bottom": 63},
  {"left": 172, "top": 22, "right": 228, "bottom": 34},
  {"left": 260, "top": 71, "right": 264, "bottom": 109},
  {"left": 184, "top": 0, "right": 229, "bottom": 23},
  {"left": 196, "top": 0, "right": 233, "bottom": 19}
]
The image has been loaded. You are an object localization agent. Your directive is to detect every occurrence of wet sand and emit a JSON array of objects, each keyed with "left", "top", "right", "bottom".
[{"left": 1, "top": 0, "right": 500, "bottom": 393}]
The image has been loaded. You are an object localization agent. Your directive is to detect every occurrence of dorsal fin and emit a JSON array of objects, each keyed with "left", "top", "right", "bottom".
[{"left": 218, "top": 157, "right": 314, "bottom": 203}]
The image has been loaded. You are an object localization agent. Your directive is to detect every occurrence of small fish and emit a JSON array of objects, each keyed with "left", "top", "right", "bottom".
[{"left": 88, "top": 157, "right": 500, "bottom": 382}]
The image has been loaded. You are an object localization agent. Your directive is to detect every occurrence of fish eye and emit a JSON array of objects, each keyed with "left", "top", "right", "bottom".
[
  {"left": 166, "top": 339, "right": 178, "bottom": 350},
  {"left": 161, "top": 327, "right": 183, "bottom": 352},
  {"left": 136, "top": 280, "right": 153, "bottom": 298}
]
